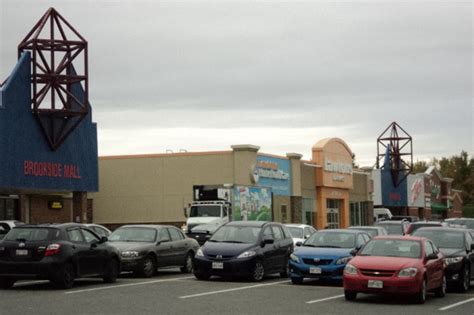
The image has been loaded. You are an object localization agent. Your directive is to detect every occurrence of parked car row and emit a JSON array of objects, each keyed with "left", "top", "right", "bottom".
[
  {"left": 0, "top": 217, "right": 472, "bottom": 307},
  {"left": 0, "top": 223, "right": 200, "bottom": 289}
]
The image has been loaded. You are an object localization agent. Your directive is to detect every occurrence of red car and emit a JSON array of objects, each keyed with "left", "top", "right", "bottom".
[{"left": 343, "top": 235, "right": 446, "bottom": 304}]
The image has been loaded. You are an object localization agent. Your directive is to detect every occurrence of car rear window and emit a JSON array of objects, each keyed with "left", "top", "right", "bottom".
[
  {"left": 4, "top": 227, "right": 60, "bottom": 241},
  {"left": 375, "top": 223, "right": 403, "bottom": 235}
]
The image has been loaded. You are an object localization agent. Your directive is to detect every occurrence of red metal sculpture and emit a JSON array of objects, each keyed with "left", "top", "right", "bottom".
[
  {"left": 376, "top": 122, "right": 413, "bottom": 187},
  {"left": 18, "top": 7, "right": 88, "bottom": 150}
]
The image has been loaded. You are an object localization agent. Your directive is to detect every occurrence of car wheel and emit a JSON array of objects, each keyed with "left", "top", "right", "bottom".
[
  {"left": 103, "top": 258, "right": 120, "bottom": 283},
  {"left": 140, "top": 255, "right": 157, "bottom": 278},
  {"left": 291, "top": 276, "right": 303, "bottom": 285},
  {"left": 180, "top": 252, "right": 194, "bottom": 273},
  {"left": 53, "top": 262, "right": 75, "bottom": 289},
  {"left": 458, "top": 265, "right": 470, "bottom": 292},
  {"left": 435, "top": 274, "right": 446, "bottom": 297},
  {"left": 0, "top": 278, "right": 16, "bottom": 289},
  {"left": 280, "top": 260, "right": 289, "bottom": 278},
  {"left": 344, "top": 290, "right": 357, "bottom": 301},
  {"left": 193, "top": 272, "right": 211, "bottom": 281},
  {"left": 250, "top": 261, "right": 265, "bottom": 282},
  {"left": 415, "top": 277, "right": 427, "bottom": 304}
]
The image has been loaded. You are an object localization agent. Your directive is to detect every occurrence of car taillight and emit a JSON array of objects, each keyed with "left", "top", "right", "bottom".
[{"left": 44, "top": 243, "right": 61, "bottom": 256}]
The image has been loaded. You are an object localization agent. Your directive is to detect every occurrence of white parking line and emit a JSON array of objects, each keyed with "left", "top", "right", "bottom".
[
  {"left": 438, "top": 298, "right": 474, "bottom": 311},
  {"left": 179, "top": 280, "right": 290, "bottom": 299},
  {"left": 306, "top": 294, "right": 345, "bottom": 304},
  {"left": 64, "top": 276, "right": 194, "bottom": 295}
]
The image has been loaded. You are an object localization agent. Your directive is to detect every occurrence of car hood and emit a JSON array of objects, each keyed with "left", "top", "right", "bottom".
[
  {"left": 202, "top": 241, "right": 256, "bottom": 257},
  {"left": 439, "top": 247, "right": 465, "bottom": 257},
  {"left": 294, "top": 246, "right": 353, "bottom": 258},
  {"left": 351, "top": 256, "right": 420, "bottom": 270},
  {"left": 108, "top": 241, "right": 154, "bottom": 252}
]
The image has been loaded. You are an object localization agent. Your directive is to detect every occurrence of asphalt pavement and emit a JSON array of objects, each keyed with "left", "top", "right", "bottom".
[{"left": 0, "top": 269, "right": 473, "bottom": 315}]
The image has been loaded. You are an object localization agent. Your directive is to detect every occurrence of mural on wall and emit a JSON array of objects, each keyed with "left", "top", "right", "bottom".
[
  {"left": 233, "top": 186, "right": 272, "bottom": 221},
  {"left": 253, "top": 155, "right": 291, "bottom": 196}
]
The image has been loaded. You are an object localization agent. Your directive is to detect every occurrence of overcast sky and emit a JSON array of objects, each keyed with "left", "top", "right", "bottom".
[{"left": 1, "top": 0, "right": 472, "bottom": 166}]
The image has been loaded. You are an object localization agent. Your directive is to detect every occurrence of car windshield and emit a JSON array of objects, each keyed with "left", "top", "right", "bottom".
[
  {"left": 375, "top": 223, "right": 403, "bottom": 235},
  {"left": 287, "top": 227, "right": 303, "bottom": 238},
  {"left": 350, "top": 228, "right": 377, "bottom": 237},
  {"left": 210, "top": 226, "right": 261, "bottom": 244},
  {"left": 190, "top": 205, "right": 221, "bottom": 217},
  {"left": 108, "top": 227, "right": 157, "bottom": 242},
  {"left": 360, "top": 239, "right": 421, "bottom": 258},
  {"left": 4, "top": 227, "right": 59, "bottom": 241},
  {"left": 413, "top": 230, "right": 465, "bottom": 249},
  {"left": 446, "top": 219, "right": 474, "bottom": 230},
  {"left": 305, "top": 232, "right": 355, "bottom": 248}
]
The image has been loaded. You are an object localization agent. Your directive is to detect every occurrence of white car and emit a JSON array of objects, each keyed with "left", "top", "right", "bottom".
[
  {"left": 0, "top": 220, "right": 24, "bottom": 239},
  {"left": 284, "top": 224, "right": 317, "bottom": 245}
]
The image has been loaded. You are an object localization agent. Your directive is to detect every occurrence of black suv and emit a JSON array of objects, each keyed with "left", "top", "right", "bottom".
[
  {"left": 193, "top": 221, "right": 293, "bottom": 281},
  {"left": 413, "top": 227, "right": 474, "bottom": 292},
  {"left": 0, "top": 223, "right": 121, "bottom": 289}
]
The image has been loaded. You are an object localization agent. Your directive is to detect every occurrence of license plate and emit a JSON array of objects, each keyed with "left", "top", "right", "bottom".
[
  {"left": 368, "top": 280, "right": 383, "bottom": 288},
  {"left": 309, "top": 267, "right": 322, "bottom": 274},
  {"left": 16, "top": 249, "right": 28, "bottom": 256},
  {"left": 212, "top": 262, "right": 224, "bottom": 269}
]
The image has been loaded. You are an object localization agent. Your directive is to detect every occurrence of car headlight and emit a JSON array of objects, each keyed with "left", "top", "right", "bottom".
[
  {"left": 196, "top": 248, "right": 204, "bottom": 257},
  {"left": 444, "top": 257, "right": 463, "bottom": 265},
  {"left": 335, "top": 256, "right": 352, "bottom": 265},
  {"left": 398, "top": 267, "right": 418, "bottom": 277},
  {"left": 290, "top": 253, "right": 300, "bottom": 263},
  {"left": 121, "top": 251, "right": 139, "bottom": 257},
  {"left": 344, "top": 264, "right": 358, "bottom": 275},
  {"left": 237, "top": 251, "right": 256, "bottom": 259}
]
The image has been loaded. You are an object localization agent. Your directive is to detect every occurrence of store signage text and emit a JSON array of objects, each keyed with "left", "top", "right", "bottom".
[
  {"left": 324, "top": 159, "right": 352, "bottom": 175},
  {"left": 23, "top": 160, "right": 81, "bottom": 179},
  {"left": 389, "top": 192, "right": 401, "bottom": 201},
  {"left": 254, "top": 161, "right": 289, "bottom": 181}
]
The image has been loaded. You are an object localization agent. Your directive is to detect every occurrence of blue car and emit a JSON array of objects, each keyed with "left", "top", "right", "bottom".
[{"left": 289, "top": 229, "right": 371, "bottom": 284}]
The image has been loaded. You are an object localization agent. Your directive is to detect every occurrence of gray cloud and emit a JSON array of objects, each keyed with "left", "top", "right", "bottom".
[{"left": 1, "top": 0, "right": 472, "bottom": 166}]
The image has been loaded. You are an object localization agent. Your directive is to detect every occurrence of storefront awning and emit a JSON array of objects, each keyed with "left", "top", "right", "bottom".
[{"left": 431, "top": 203, "right": 448, "bottom": 213}]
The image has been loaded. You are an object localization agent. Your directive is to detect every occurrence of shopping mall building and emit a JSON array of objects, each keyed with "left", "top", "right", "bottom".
[{"left": 93, "top": 138, "right": 373, "bottom": 230}]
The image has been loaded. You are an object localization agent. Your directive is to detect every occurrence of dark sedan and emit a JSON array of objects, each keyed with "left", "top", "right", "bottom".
[
  {"left": 193, "top": 221, "right": 293, "bottom": 281},
  {"left": 0, "top": 223, "right": 121, "bottom": 289},
  {"left": 412, "top": 227, "right": 474, "bottom": 292},
  {"left": 108, "top": 225, "right": 199, "bottom": 277}
]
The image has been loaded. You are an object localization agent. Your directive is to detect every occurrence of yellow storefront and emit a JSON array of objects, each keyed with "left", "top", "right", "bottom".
[{"left": 312, "top": 138, "right": 354, "bottom": 229}]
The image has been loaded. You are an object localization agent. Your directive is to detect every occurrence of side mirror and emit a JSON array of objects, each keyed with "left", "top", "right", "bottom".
[
  {"left": 183, "top": 207, "right": 189, "bottom": 218},
  {"left": 99, "top": 236, "right": 108, "bottom": 244},
  {"left": 470, "top": 243, "right": 474, "bottom": 251},
  {"left": 261, "top": 235, "right": 274, "bottom": 247},
  {"left": 295, "top": 241, "right": 303, "bottom": 247},
  {"left": 350, "top": 248, "right": 359, "bottom": 256},
  {"left": 426, "top": 253, "right": 438, "bottom": 260}
]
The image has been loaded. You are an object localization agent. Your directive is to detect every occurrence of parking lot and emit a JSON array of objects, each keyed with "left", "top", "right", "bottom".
[{"left": 1, "top": 269, "right": 472, "bottom": 315}]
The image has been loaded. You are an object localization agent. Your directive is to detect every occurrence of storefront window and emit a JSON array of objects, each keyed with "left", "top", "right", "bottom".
[
  {"left": 0, "top": 198, "right": 19, "bottom": 220},
  {"left": 302, "top": 198, "right": 315, "bottom": 226}
]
